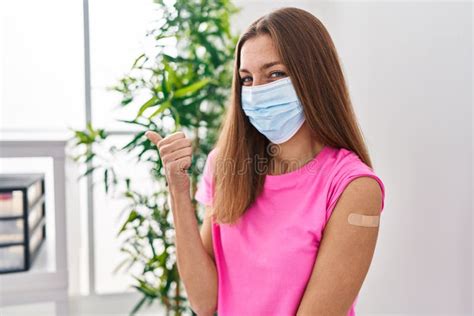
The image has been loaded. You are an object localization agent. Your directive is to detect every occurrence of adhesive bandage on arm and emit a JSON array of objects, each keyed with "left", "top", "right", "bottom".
[{"left": 347, "top": 213, "right": 380, "bottom": 227}]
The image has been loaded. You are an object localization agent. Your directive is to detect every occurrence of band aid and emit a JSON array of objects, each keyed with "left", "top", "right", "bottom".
[{"left": 347, "top": 213, "right": 380, "bottom": 227}]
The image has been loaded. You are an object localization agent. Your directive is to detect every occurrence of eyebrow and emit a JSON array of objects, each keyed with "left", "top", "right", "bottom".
[{"left": 239, "top": 61, "right": 283, "bottom": 73}]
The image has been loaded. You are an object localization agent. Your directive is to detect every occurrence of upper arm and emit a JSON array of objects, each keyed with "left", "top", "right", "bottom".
[
  {"left": 200, "top": 205, "right": 215, "bottom": 263},
  {"left": 296, "top": 176, "right": 384, "bottom": 315}
]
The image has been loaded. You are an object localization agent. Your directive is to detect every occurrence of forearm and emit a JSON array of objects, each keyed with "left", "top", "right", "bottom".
[{"left": 169, "top": 188, "right": 217, "bottom": 315}]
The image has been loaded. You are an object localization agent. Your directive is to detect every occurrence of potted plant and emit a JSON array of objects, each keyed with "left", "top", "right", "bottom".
[{"left": 69, "top": 0, "right": 239, "bottom": 314}]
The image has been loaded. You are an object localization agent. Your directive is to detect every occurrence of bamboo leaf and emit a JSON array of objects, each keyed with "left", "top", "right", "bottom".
[
  {"left": 98, "top": 129, "right": 107, "bottom": 139},
  {"left": 120, "top": 131, "right": 146, "bottom": 151},
  {"left": 113, "top": 257, "right": 133, "bottom": 274},
  {"left": 117, "top": 119, "right": 149, "bottom": 128},
  {"left": 136, "top": 95, "right": 158, "bottom": 118},
  {"left": 120, "top": 96, "right": 133, "bottom": 106},
  {"left": 118, "top": 209, "right": 139, "bottom": 236},
  {"left": 77, "top": 166, "right": 98, "bottom": 180},
  {"left": 168, "top": 106, "right": 181, "bottom": 128},
  {"left": 104, "top": 169, "right": 109, "bottom": 194},
  {"left": 130, "top": 295, "right": 147, "bottom": 316},
  {"left": 84, "top": 152, "right": 95, "bottom": 163},
  {"left": 148, "top": 99, "right": 172, "bottom": 120},
  {"left": 74, "top": 131, "right": 91, "bottom": 144},
  {"left": 163, "top": 57, "right": 179, "bottom": 90},
  {"left": 173, "top": 78, "right": 210, "bottom": 98},
  {"left": 131, "top": 53, "right": 146, "bottom": 69}
]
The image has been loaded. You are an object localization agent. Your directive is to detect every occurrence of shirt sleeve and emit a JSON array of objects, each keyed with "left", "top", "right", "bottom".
[
  {"left": 194, "top": 148, "right": 217, "bottom": 207},
  {"left": 326, "top": 163, "right": 386, "bottom": 222}
]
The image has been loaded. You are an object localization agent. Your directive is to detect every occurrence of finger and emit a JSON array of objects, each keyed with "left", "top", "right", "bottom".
[
  {"left": 145, "top": 131, "right": 162, "bottom": 145},
  {"left": 157, "top": 131, "right": 186, "bottom": 147},
  {"left": 169, "top": 156, "right": 192, "bottom": 173},
  {"left": 162, "top": 146, "right": 192, "bottom": 164},
  {"left": 159, "top": 138, "right": 192, "bottom": 156}
]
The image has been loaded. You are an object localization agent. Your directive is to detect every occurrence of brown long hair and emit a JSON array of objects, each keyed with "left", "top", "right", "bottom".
[{"left": 211, "top": 7, "right": 372, "bottom": 225}]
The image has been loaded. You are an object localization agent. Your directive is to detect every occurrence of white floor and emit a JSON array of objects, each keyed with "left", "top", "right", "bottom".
[
  {"left": 0, "top": 239, "right": 172, "bottom": 316},
  {"left": 0, "top": 292, "right": 167, "bottom": 316},
  {"left": 1, "top": 243, "right": 167, "bottom": 315}
]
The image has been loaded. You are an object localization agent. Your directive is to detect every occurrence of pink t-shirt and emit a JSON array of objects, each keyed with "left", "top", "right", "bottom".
[{"left": 194, "top": 145, "right": 386, "bottom": 315}]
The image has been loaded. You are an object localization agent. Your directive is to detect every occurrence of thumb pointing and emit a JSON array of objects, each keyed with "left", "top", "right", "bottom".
[{"left": 145, "top": 131, "right": 163, "bottom": 145}]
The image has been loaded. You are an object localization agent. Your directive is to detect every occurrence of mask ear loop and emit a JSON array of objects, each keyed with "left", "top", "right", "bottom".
[{"left": 347, "top": 213, "right": 380, "bottom": 227}]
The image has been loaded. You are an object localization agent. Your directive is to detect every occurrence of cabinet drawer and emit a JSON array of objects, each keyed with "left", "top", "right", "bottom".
[
  {"left": 0, "top": 191, "right": 24, "bottom": 217},
  {"left": 0, "top": 245, "right": 24, "bottom": 271},
  {"left": 0, "top": 219, "right": 24, "bottom": 244}
]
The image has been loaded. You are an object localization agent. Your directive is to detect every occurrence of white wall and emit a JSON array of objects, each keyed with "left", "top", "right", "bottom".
[
  {"left": 233, "top": 1, "right": 472, "bottom": 314},
  {"left": 0, "top": 0, "right": 85, "bottom": 132}
]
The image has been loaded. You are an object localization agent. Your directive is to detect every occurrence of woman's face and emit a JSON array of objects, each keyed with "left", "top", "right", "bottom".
[{"left": 239, "top": 34, "right": 289, "bottom": 87}]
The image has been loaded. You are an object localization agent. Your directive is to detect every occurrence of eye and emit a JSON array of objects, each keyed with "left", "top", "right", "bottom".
[
  {"left": 270, "top": 71, "right": 287, "bottom": 78},
  {"left": 240, "top": 76, "right": 252, "bottom": 86}
]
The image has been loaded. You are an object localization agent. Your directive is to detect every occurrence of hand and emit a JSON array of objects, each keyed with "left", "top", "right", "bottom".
[{"left": 145, "top": 130, "right": 193, "bottom": 194}]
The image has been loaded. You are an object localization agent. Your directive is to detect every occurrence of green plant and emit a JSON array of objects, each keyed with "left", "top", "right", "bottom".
[{"left": 69, "top": 0, "right": 240, "bottom": 314}]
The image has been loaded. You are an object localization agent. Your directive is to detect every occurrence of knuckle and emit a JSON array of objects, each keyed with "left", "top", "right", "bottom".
[
  {"left": 176, "top": 161, "right": 187, "bottom": 170},
  {"left": 160, "top": 144, "right": 171, "bottom": 155},
  {"left": 157, "top": 138, "right": 165, "bottom": 147}
]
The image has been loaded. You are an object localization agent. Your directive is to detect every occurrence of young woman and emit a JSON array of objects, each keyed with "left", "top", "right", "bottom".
[{"left": 145, "top": 6, "right": 386, "bottom": 316}]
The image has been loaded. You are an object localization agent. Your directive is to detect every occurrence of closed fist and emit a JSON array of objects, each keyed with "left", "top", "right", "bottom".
[{"left": 145, "top": 130, "right": 193, "bottom": 193}]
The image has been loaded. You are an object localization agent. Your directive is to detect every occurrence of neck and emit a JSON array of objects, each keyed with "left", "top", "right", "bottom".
[{"left": 268, "top": 122, "right": 324, "bottom": 175}]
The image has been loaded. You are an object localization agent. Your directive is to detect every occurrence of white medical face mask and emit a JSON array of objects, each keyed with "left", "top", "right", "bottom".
[{"left": 241, "top": 77, "right": 306, "bottom": 144}]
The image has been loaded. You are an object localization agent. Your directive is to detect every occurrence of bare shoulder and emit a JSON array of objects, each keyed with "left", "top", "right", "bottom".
[{"left": 334, "top": 176, "right": 384, "bottom": 218}]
